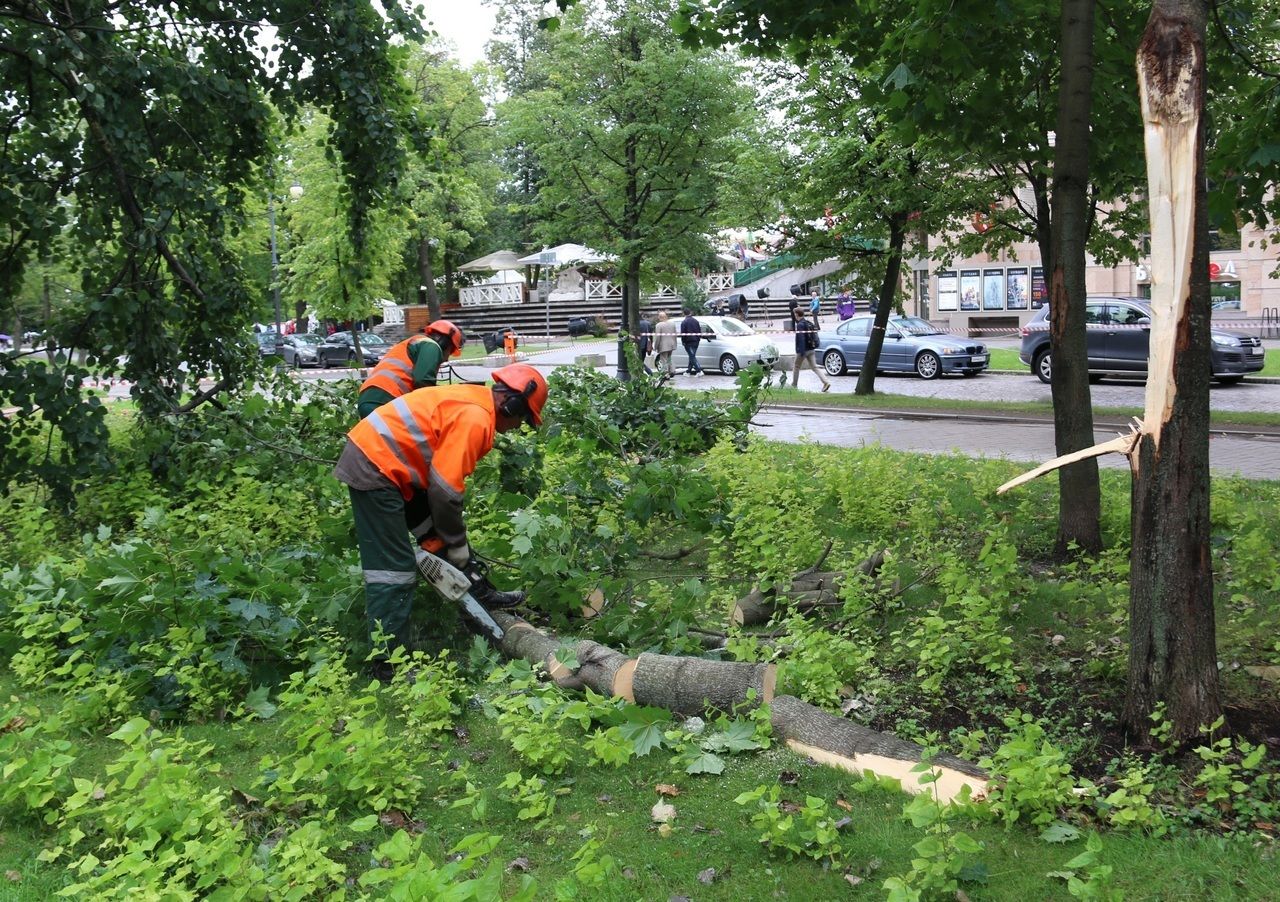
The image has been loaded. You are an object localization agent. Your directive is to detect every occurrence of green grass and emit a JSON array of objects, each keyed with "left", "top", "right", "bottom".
[
  {"left": 3, "top": 670, "right": 1277, "bottom": 901},
  {"left": 987, "top": 346, "right": 1279, "bottom": 377}
]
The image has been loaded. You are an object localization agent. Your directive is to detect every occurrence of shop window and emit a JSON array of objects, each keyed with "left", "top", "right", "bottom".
[{"left": 1211, "top": 281, "right": 1241, "bottom": 310}]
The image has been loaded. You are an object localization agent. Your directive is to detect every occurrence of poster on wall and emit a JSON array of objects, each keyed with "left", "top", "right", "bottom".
[
  {"left": 937, "top": 270, "right": 958, "bottom": 311},
  {"left": 960, "top": 269, "right": 980, "bottom": 310},
  {"left": 1031, "top": 266, "right": 1047, "bottom": 308},
  {"left": 983, "top": 269, "right": 1005, "bottom": 310},
  {"left": 1006, "top": 267, "right": 1029, "bottom": 310}
]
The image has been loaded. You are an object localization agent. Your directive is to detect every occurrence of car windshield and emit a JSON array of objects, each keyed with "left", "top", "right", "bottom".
[
  {"left": 358, "top": 334, "right": 389, "bottom": 346},
  {"left": 892, "top": 317, "right": 942, "bottom": 336},
  {"left": 293, "top": 334, "right": 322, "bottom": 346},
  {"left": 714, "top": 318, "right": 753, "bottom": 335},
  {"left": 254, "top": 333, "right": 276, "bottom": 346}
]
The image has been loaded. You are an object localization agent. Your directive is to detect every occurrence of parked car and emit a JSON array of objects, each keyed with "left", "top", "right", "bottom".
[
  {"left": 281, "top": 333, "right": 323, "bottom": 368},
  {"left": 252, "top": 331, "right": 282, "bottom": 359},
  {"left": 1018, "top": 297, "right": 1265, "bottom": 385},
  {"left": 316, "top": 331, "right": 390, "bottom": 367},
  {"left": 816, "top": 315, "right": 989, "bottom": 380},
  {"left": 691, "top": 315, "right": 779, "bottom": 375},
  {"left": 705, "top": 292, "right": 749, "bottom": 316}
]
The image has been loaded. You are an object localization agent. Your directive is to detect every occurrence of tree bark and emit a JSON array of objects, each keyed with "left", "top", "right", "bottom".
[
  {"left": 1047, "top": 0, "right": 1103, "bottom": 557},
  {"left": 418, "top": 236, "right": 440, "bottom": 320},
  {"left": 1123, "top": 0, "right": 1220, "bottom": 742},
  {"left": 855, "top": 212, "right": 908, "bottom": 396}
]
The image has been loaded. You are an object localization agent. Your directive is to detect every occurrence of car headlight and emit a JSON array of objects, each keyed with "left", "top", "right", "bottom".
[
  {"left": 1211, "top": 334, "right": 1240, "bottom": 348},
  {"left": 940, "top": 348, "right": 965, "bottom": 355}
]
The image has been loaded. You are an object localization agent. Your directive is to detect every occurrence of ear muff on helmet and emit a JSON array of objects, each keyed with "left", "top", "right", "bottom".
[
  {"left": 498, "top": 379, "right": 537, "bottom": 420},
  {"left": 424, "top": 320, "right": 465, "bottom": 358},
  {"left": 491, "top": 364, "right": 547, "bottom": 426}
]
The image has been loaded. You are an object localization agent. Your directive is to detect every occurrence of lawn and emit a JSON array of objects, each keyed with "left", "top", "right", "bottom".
[{"left": 2, "top": 374, "right": 1277, "bottom": 899}]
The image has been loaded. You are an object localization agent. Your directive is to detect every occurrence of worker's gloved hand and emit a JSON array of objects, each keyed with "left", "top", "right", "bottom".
[{"left": 446, "top": 543, "right": 471, "bottom": 568}]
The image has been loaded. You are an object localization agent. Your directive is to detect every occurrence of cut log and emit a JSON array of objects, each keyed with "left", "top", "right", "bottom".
[
  {"left": 770, "top": 695, "right": 988, "bottom": 804},
  {"left": 630, "top": 653, "right": 776, "bottom": 715},
  {"left": 485, "top": 614, "right": 986, "bottom": 804}
]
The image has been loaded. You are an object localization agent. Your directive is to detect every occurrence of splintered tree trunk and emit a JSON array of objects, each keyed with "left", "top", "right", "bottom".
[
  {"left": 1123, "top": 0, "right": 1220, "bottom": 741},
  {"left": 1047, "top": 0, "right": 1103, "bottom": 557}
]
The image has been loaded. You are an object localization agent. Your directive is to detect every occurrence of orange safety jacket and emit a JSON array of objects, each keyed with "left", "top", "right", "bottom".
[
  {"left": 348, "top": 384, "right": 496, "bottom": 502},
  {"left": 360, "top": 335, "right": 432, "bottom": 399}
]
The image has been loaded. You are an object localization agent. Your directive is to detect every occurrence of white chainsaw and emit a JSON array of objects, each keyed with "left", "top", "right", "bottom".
[{"left": 413, "top": 548, "right": 505, "bottom": 644}]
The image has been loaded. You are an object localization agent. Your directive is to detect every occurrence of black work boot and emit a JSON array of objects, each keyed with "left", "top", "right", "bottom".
[{"left": 463, "top": 560, "right": 525, "bottom": 609}]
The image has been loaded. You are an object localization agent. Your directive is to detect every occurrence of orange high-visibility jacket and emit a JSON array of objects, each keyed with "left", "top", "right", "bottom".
[
  {"left": 359, "top": 335, "right": 441, "bottom": 399},
  {"left": 348, "top": 385, "right": 496, "bottom": 546}
]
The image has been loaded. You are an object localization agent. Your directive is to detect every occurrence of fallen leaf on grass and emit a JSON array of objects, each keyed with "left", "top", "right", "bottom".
[
  {"left": 778, "top": 771, "right": 799, "bottom": 785},
  {"left": 657, "top": 823, "right": 673, "bottom": 838},
  {"left": 697, "top": 867, "right": 717, "bottom": 884},
  {"left": 378, "top": 810, "right": 425, "bottom": 832},
  {"left": 834, "top": 817, "right": 853, "bottom": 830},
  {"left": 655, "top": 784, "right": 681, "bottom": 797},
  {"left": 230, "top": 788, "right": 260, "bottom": 808},
  {"left": 835, "top": 798, "right": 853, "bottom": 812},
  {"left": 5, "top": 871, "right": 20, "bottom": 883},
  {"left": 623, "top": 868, "right": 637, "bottom": 879},
  {"left": 454, "top": 725, "right": 471, "bottom": 743},
  {"left": 779, "top": 800, "right": 802, "bottom": 814},
  {"left": 1255, "top": 822, "right": 1275, "bottom": 832},
  {"left": 1, "top": 716, "right": 26, "bottom": 734},
  {"left": 651, "top": 802, "right": 677, "bottom": 823},
  {"left": 597, "top": 793, "right": 613, "bottom": 803},
  {"left": 844, "top": 874, "right": 863, "bottom": 887},
  {"left": 506, "top": 857, "right": 532, "bottom": 873}
]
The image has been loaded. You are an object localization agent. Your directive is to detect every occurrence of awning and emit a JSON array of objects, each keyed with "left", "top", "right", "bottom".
[
  {"left": 515, "top": 243, "right": 616, "bottom": 267},
  {"left": 457, "top": 250, "right": 522, "bottom": 272}
]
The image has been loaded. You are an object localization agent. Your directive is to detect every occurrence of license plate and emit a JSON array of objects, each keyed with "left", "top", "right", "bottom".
[
  {"left": 970, "top": 355, "right": 987, "bottom": 364},
  {"left": 1250, "top": 346, "right": 1264, "bottom": 356}
]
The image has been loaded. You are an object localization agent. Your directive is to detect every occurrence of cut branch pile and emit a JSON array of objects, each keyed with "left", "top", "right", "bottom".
[
  {"left": 490, "top": 611, "right": 987, "bottom": 803},
  {"left": 731, "top": 544, "right": 886, "bottom": 627}
]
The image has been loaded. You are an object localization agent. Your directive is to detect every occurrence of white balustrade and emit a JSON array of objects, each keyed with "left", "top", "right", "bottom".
[
  {"left": 585, "top": 279, "right": 623, "bottom": 300},
  {"left": 459, "top": 282, "right": 524, "bottom": 307}
]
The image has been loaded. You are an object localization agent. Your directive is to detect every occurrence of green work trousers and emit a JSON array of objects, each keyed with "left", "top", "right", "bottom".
[{"left": 349, "top": 485, "right": 418, "bottom": 648}]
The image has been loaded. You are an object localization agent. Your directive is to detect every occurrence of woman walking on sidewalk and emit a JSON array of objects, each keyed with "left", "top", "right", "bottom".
[{"left": 791, "top": 307, "right": 830, "bottom": 391}]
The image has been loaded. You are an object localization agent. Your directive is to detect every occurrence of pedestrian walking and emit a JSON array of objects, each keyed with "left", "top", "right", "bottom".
[
  {"left": 680, "top": 310, "right": 704, "bottom": 376},
  {"left": 635, "top": 313, "right": 654, "bottom": 374},
  {"left": 653, "top": 312, "right": 678, "bottom": 374},
  {"left": 791, "top": 307, "right": 830, "bottom": 392}
]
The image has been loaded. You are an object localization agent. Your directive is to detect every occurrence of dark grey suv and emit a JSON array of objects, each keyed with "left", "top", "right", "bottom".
[{"left": 1018, "top": 297, "right": 1265, "bottom": 385}]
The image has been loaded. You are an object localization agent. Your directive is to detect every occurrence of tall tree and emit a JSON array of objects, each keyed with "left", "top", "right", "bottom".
[
  {"left": 1124, "top": 0, "right": 1220, "bottom": 741},
  {"left": 506, "top": 0, "right": 750, "bottom": 372},
  {"left": 675, "top": 0, "right": 1152, "bottom": 553}
]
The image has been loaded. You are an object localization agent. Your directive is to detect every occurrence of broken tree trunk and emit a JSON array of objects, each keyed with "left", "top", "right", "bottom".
[
  {"left": 996, "top": 0, "right": 1221, "bottom": 742},
  {"left": 732, "top": 549, "right": 886, "bottom": 627},
  {"left": 771, "top": 696, "right": 988, "bottom": 802},
  {"left": 488, "top": 612, "right": 987, "bottom": 803}
]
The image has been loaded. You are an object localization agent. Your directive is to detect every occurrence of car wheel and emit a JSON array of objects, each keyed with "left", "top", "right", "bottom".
[
  {"left": 823, "top": 350, "right": 846, "bottom": 376},
  {"left": 915, "top": 351, "right": 942, "bottom": 380},
  {"left": 1033, "top": 348, "right": 1053, "bottom": 384},
  {"left": 719, "top": 354, "right": 739, "bottom": 376}
]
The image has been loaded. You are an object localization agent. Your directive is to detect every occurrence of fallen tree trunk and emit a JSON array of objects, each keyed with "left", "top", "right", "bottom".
[{"left": 488, "top": 612, "right": 987, "bottom": 803}]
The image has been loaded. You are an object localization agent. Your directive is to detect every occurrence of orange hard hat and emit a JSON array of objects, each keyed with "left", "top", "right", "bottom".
[
  {"left": 491, "top": 363, "right": 548, "bottom": 427},
  {"left": 424, "top": 319, "right": 465, "bottom": 358}
]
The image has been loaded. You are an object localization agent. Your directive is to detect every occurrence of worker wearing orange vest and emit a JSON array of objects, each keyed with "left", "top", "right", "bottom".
[
  {"left": 334, "top": 363, "right": 549, "bottom": 650},
  {"left": 356, "top": 320, "right": 465, "bottom": 419}
]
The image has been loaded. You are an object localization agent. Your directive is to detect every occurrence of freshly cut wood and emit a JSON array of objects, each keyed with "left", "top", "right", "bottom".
[
  {"left": 997, "top": 425, "right": 1142, "bottom": 494},
  {"left": 486, "top": 614, "right": 985, "bottom": 803},
  {"left": 770, "top": 695, "right": 988, "bottom": 804},
  {"left": 732, "top": 550, "right": 885, "bottom": 627},
  {"left": 630, "top": 653, "right": 776, "bottom": 715}
]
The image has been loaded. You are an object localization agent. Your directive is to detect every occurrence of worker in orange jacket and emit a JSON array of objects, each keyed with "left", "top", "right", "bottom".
[
  {"left": 334, "top": 363, "right": 549, "bottom": 652},
  {"left": 356, "top": 320, "right": 465, "bottom": 419}
]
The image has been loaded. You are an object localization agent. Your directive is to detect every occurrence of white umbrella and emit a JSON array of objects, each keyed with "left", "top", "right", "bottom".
[
  {"left": 515, "top": 243, "right": 616, "bottom": 267},
  {"left": 457, "top": 250, "right": 522, "bottom": 272}
]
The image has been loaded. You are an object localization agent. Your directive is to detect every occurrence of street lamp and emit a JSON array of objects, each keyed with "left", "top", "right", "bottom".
[{"left": 268, "top": 174, "right": 304, "bottom": 357}]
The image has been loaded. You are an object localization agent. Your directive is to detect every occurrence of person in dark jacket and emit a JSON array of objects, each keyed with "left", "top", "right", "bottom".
[
  {"left": 680, "top": 312, "right": 703, "bottom": 376},
  {"left": 790, "top": 307, "right": 830, "bottom": 391},
  {"left": 635, "top": 314, "right": 654, "bottom": 374}
]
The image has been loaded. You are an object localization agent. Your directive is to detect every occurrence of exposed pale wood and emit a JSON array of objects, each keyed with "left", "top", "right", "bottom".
[
  {"left": 630, "top": 653, "right": 775, "bottom": 715},
  {"left": 996, "top": 425, "right": 1142, "bottom": 494},
  {"left": 770, "top": 695, "right": 987, "bottom": 803},
  {"left": 1138, "top": 14, "right": 1200, "bottom": 440},
  {"left": 731, "top": 550, "right": 886, "bottom": 627},
  {"left": 580, "top": 588, "right": 606, "bottom": 619},
  {"left": 786, "top": 741, "right": 986, "bottom": 804},
  {"left": 612, "top": 658, "right": 637, "bottom": 702}
]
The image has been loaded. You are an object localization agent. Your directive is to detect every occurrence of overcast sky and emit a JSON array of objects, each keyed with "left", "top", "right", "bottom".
[{"left": 426, "top": 0, "right": 497, "bottom": 67}]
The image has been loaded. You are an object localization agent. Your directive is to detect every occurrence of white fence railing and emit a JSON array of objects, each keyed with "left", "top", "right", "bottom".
[
  {"left": 704, "top": 272, "right": 733, "bottom": 292},
  {"left": 459, "top": 282, "right": 523, "bottom": 307},
  {"left": 585, "top": 279, "right": 623, "bottom": 300}
]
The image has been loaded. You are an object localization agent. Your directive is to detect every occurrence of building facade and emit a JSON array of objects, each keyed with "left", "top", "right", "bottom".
[{"left": 907, "top": 220, "right": 1279, "bottom": 336}]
